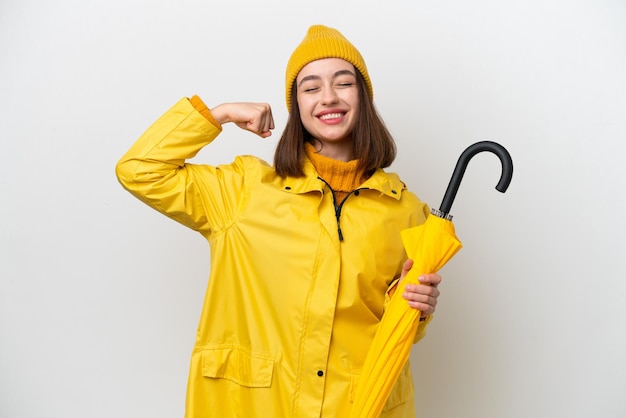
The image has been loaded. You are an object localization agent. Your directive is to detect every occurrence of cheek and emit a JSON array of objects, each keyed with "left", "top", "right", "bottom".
[
  {"left": 345, "top": 91, "right": 360, "bottom": 110},
  {"left": 296, "top": 99, "right": 315, "bottom": 130},
  {"left": 297, "top": 97, "right": 317, "bottom": 123},
  {"left": 344, "top": 94, "right": 360, "bottom": 123},
  {"left": 296, "top": 95, "right": 313, "bottom": 113}
]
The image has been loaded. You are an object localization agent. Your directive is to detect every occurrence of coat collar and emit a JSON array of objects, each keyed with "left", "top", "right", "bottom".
[{"left": 270, "top": 157, "right": 406, "bottom": 200}]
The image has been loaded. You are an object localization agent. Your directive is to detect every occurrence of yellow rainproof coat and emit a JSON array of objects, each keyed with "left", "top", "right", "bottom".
[{"left": 116, "top": 98, "right": 432, "bottom": 418}]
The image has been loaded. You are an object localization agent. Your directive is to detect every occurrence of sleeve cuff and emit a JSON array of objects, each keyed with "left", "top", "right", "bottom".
[
  {"left": 383, "top": 278, "right": 401, "bottom": 311},
  {"left": 189, "top": 95, "right": 222, "bottom": 131},
  {"left": 414, "top": 314, "right": 433, "bottom": 343}
]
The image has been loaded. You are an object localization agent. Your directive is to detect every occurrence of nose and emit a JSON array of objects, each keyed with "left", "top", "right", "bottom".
[{"left": 320, "top": 84, "right": 339, "bottom": 105}]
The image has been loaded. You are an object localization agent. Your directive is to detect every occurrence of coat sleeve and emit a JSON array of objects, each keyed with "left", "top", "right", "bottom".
[{"left": 115, "top": 97, "right": 246, "bottom": 238}]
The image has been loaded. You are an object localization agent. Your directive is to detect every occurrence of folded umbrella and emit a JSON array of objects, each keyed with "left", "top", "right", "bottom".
[{"left": 349, "top": 141, "right": 513, "bottom": 418}]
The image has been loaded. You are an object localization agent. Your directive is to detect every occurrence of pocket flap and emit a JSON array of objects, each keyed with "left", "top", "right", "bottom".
[{"left": 201, "top": 346, "right": 274, "bottom": 388}]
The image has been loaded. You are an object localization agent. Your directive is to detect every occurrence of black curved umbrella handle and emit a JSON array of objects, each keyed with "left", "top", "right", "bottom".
[{"left": 439, "top": 141, "right": 513, "bottom": 215}]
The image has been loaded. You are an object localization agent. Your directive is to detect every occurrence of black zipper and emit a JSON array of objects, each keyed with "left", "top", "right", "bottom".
[{"left": 318, "top": 177, "right": 367, "bottom": 241}]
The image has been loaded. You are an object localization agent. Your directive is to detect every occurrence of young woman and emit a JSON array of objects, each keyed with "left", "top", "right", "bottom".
[{"left": 117, "top": 25, "right": 442, "bottom": 418}]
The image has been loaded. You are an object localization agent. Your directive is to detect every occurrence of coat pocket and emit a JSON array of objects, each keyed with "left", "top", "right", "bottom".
[{"left": 200, "top": 345, "right": 274, "bottom": 388}]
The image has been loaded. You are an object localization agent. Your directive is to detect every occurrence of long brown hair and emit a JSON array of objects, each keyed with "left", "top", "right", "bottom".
[{"left": 273, "top": 68, "right": 397, "bottom": 178}]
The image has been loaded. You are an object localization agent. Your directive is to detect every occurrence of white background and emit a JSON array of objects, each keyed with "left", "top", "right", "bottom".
[{"left": 1, "top": 1, "right": 625, "bottom": 417}]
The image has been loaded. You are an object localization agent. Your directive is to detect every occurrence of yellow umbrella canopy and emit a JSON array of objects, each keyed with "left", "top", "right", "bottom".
[
  {"left": 349, "top": 141, "right": 513, "bottom": 418},
  {"left": 349, "top": 214, "right": 462, "bottom": 418}
]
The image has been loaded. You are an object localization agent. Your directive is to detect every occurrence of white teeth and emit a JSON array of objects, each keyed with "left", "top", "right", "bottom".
[{"left": 319, "top": 113, "right": 342, "bottom": 120}]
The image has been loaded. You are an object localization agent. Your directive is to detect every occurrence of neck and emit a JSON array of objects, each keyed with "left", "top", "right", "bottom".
[{"left": 310, "top": 138, "right": 355, "bottom": 162}]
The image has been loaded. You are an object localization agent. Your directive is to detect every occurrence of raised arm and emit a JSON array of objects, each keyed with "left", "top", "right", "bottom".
[{"left": 115, "top": 96, "right": 274, "bottom": 236}]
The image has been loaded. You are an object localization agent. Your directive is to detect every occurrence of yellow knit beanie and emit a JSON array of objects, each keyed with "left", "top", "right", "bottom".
[{"left": 285, "top": 25, "right": 373, "bottom": 111}]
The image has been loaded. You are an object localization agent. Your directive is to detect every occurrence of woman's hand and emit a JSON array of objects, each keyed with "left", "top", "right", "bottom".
[
  {"left": 210, "top": 102, "right": 275, "bottom": 138},
  {"left": 400, "top": 259, "right": 442, "bottom": 319}
]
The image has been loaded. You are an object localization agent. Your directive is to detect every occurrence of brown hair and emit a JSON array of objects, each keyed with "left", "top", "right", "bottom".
[{"left": 274, "top": 69, "right": 396, "bottom": 178}]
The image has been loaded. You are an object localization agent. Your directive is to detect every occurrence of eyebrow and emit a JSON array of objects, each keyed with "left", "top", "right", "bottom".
[{"left": 297, "top": 69, "right": 357, "bottom": 87}]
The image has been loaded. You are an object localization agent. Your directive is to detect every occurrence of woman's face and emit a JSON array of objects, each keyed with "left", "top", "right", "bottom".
[{"left": 296, "top": 58, "right": 360, "bottom": 161}]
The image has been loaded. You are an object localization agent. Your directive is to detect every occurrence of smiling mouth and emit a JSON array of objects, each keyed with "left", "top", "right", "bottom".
[{"left": 318, "top": 113, "right": 344, "bottom": 120}]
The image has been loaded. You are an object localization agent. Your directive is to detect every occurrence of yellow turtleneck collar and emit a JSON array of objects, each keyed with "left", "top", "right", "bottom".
[{"left": 304, "top": 142, "right": 367, "bottom": 200}]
